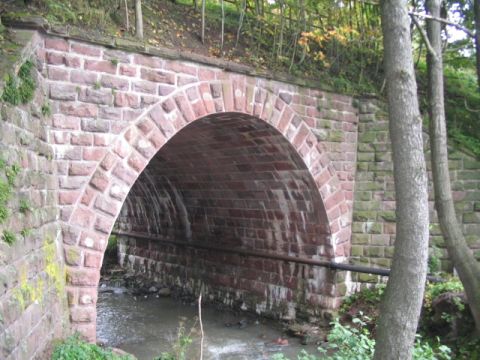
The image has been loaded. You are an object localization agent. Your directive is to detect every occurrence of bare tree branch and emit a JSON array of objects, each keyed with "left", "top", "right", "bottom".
[
  {"left": 410, "top": 13, "right": 439, "bottom": 61},
  {"left": 409, "top": 11, "right": 475, "bottom": 38}
]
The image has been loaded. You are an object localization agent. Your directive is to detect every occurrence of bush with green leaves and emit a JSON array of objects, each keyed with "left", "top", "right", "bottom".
[
  {"left": 51, "top": 334, "right": 133, "bottom": 360},
  {"left": 273, "top": 316, "right": 452, "bottom": 360}
]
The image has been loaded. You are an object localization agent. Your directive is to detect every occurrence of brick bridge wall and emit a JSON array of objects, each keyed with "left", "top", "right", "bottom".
[
  {"left": 350, "top": 100, "right": 480, "bottom": 286},
  {"left": 33, "top": 32, "right": 358, "bottom": 341},
  {"left": 0, "top": 31, "right": 69, "bottom": 360}
]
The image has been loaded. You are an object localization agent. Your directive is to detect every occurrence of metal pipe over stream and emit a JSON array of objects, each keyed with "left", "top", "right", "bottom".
[{"left": 111, "top": 231, "right": 442, "bottom": 282}]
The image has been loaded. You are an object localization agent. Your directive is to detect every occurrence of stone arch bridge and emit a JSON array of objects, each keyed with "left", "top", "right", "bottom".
[{"left": 33, "top": 33, "right": 358, "bottom": 339}]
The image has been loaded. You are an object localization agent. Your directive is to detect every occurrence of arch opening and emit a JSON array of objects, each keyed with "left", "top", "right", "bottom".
[{"left": 107, "top": 112, "right": 333, "bottom": 320}]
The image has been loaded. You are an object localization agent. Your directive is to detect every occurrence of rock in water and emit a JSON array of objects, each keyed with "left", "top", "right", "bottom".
[
  {"left": 158, "top": 287, "right": 171, "bottom": 297},
  {"left": 148, "top": 286, "right": 158, "bottom": 293}
]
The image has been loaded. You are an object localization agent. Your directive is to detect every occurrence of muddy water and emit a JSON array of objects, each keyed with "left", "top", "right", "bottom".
[{"left": 96, "top": 288, "right": 322, "bottom": 360}]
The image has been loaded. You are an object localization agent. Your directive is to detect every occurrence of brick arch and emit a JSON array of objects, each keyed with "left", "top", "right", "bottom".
[{"left": 61, "top": 79, "right": 349, "bottom": 340}]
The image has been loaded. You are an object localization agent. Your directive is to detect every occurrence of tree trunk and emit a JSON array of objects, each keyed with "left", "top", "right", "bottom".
[
  {"left": 201, "top": 0, "right": 206, "bottom": 44},
  {"left": 426, "top": 0, "right": 480, "bottom": 334},
  {"left": 220, "top": 0, "right": 225, "bottom": 51},
  {"left": 373, "top": 0, "right": 430, "bottom": 358},
  {"left": 475, "top": 0, "right": 480, "bottom": 90},
  {"left": 135, "top": 0, "right": 143, "bottom": 40},
  {"left": 235, "top": 0, "right": 246, "bottom": 48},
  {"left": 277, "top": 0, "right": 285, "bottom": 58},
  {"left": 124, "top": 0, "right": 129, "bottom": 32}
]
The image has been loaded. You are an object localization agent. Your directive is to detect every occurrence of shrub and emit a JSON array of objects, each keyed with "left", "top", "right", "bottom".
[
  {"left": 51, "top": 334, "right": 133, "bottom": 360},
  {"left": 273, "top": 316, "right": 452, "bottom": 360}
]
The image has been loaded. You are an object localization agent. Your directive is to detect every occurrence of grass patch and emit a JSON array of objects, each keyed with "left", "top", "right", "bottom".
[{"left": 1, "top": 60, "right": 36, "bottom": 105}]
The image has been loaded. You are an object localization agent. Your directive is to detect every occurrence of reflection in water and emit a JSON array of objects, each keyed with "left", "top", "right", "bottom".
[{"left": 96, "top": 288, "right": 321, "bottom": 360}]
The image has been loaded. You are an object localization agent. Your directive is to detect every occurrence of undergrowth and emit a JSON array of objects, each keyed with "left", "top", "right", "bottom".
[
  {"left": 51, "top": 334, "right": 133, "bottom": 360},
  {"left": 272, "top": 316, "right": 452, "bottom": 360}
]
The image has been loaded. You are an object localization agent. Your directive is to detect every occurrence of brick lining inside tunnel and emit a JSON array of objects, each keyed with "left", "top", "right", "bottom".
[{"left": 113, "top": 113, "right": 335, "bottom": 319}]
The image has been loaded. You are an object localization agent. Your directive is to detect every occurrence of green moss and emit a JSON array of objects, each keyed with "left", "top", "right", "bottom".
[
  {"left": 41, "top": 102, "right": 52, "bottom": 117},
  {"left": 19, "top": 199, "right": 31, "bottom": 214},
  {"left": 44, "top": 240, "right": 66, "bottom": 297},
  {"left": 1, "top": 60, "right": 36, "bottom": 105}
]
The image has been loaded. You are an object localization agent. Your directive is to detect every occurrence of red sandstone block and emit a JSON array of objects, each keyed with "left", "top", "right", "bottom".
[
  {"left": 161, "top": 98, "right": 176, "bottom": 113},
  {"left": 133, "top": 54, "right": 163, "bottom": 68},
  {"left": 94, "top": 195, "right": 119, "bottom": 217},
  {"left": 122, "top": 108, "right": 143, "bottom": 121},
  {"left": 64, "top": 246, "right": 83, "bottom": 266},
  {"left": 81, "top": 187, "right": 95, "bottom": 206},
  {"left": 119, "top": 64, "right": 138, "bottom": 76},
  {"left": 48, "top": 66, "right": 69, "bottom": 81},
  {"left": 52, "top": 114, "right": 80, "bottom": 130},
  {"left": 79, "top": 231, "right": 106, "bottom": 251},
  {"left": 59, "top": 190, "right": 80, "bottom": 205},
  {"left": 101, "top": 75, "right": 129, "bottom": 91},
  {"left": 79, "top": 88, "right": 113, "bottom": 105},
  {"left": 277, "top": 107, "right": 293, "bottom": 133},
  {"left": 94, "top": 134, "right": 109, "bottom": 146},
  {"left": 50, "top": 83, "right": 78, "bottom": 101},
  {"left": 174, "top": 94, "right": 195, "bottom": 122},
  {"left": 325, "top": 191, "right": 345, "bottom": 211},
  {"left": 148, "top": 127, "right": 167, "bottom": 149},
  {"left": 94, "top": 215, "right": 114, "bottom": 234},
  {"left": 158, "top": 85, "right": 175, "bottom": 96},
  {"left": 71, "top": 133, "right": 93, "bottom": 146},
  {"left": 191, "top": 99, "right": 207, "bottom": 118},
  {"left": 177, "top": 76, "right": 197, "bottom": 86},
  {"left": 65, "top": 56, "right": 82, "bottom": 68},
  {"left": 133, "top": 80, "right": 157, "bottom": 94},
  {"left": 70, "top": 207, "right": 95, "bottom": 228},
  {"left": 198, "top": 68, "right": 215, "bottom": 81},
  {"left": 127, "top": 152, "right": 147, "bottom": 172},
  {"left": 141, "top": 94, "right": 160, "bottom": 109},
  {"left": 114, "top": 92, "right": 140, "bottom": 108},
  {"left": 112, "top": 163, "right": 137, "bottom": 185},
  {"left": 62, "top": 225, "right": 80, "bottom": 245},
  {"left": 137, "top": 118, "right": 155, "bottom": 135},
  {"left": 70, "top": 306, "right": 95, "bottom": 323},
  {"left": 71, "top": 70, "right": 98, "bottom": 85},
  {"left": 71, "top": 43, "right": 102, "bottom": 57},
  {"left": 84, "top": 252, "right": 103, "bottom": 269},
  {"left": 53, "top": 131, "right": 69, "bottom": 144},
  {"left": 221, "top": 82, "right": 234, "bottom": 111},
  {"left": 60, "top": 102, "right": 98, "bottom": 117},
  {"left": 100, "top": 152, "right": 117, "bottom": 171},
  {"left": 90, "top": 170, "right": 109, "bottom": 191},
  {"left": 69, "top": 162, "right": 95, "bottom": 176},
  {"left": 45, "top": 37, "right": 69, "bottom": 51},
  {"left": 79, "top": 288, "right": 97, "bottom": 305},
  {"left": 85, "top": 60, "right": 117, "bottom": 74},
  {"left": 83, "top": 148, "right": 106, "bottom": 161},
  {"left": 113, "top": 141, "right": 131, "bottom": 158},
  {"left": 140, "top": 68, "right": 175, "bottom": 84},
  {"left": 46, "top": 51, "right": 64, "bottom": 65}
]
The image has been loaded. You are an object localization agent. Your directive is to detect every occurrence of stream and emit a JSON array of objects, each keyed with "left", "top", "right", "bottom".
[{"left": 96, "top": 287, "right": 323, "bottom": 360}]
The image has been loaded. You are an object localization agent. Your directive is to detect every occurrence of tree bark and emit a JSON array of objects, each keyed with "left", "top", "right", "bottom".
[
  {"left": 373, "top": 0, "right": 430, "bottom": 358},
  {"left": 475, "top": 0, "right": 480, "bottom": 90},
  {"left": 426, "top": 0, "right": 480, "bottom": 334},
  {"left": 220, "top": 0, "right": 225, "bottom": 51},
  {"left": 135, "top": 0, "right": 143, "bottom": 40},
  {"left": 201, "top": 0, "right": 206, "bottom": 44}
]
